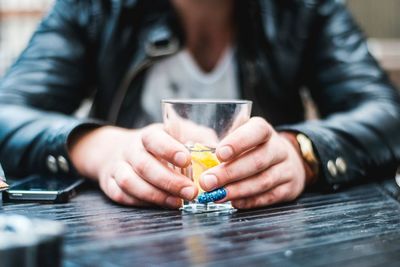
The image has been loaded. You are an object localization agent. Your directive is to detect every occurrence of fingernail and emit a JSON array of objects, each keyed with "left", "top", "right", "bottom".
[
  {"left": 174, "top": 151, "right": 188, "bottom": 166},
  {"left": 202, "top": 174, "right": 218, "bottom": 191},
  {"left": 166, "top": 196, "right": 181, "bottom": 208},
  {"left": 218, "top": 146, "right": 233, "bottom": 161},
  {"left": 198, "top": 188, "right": 227, "bottom": 204},
  {"left": 180, "top": 186, "right": 196, "bottom": 200}
]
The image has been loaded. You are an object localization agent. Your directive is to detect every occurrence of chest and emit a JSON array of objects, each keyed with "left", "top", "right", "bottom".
[{"left": 136, "top": 48, "right": 240, "bottom": 127}]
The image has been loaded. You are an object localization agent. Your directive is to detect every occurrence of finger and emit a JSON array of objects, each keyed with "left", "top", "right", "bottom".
[
  {"left": 113, "top": 161, "right": 183, "bottom": 209},
  {"left": 127, "top": 149, "right": 197, "bottom": 200},
  {"left": 199, "top": 139, "right": 287, "bottom": 191},
  {"left": 103, "top": 176, "right": 150, "bottom": 207},
  {"left": 231, "top": 183, "right": 296, "bottom": 209},
  {"left": 216, "top": 117, "right": 273, "bottom": 162},
  {"left": 141, "top": 127, "right": 190, "bottom": 168},
  {"left": 223, "top": 164, "right": 291, "bottom": 201},
  {"left": 98, "top": 168, "right": 149, "bottom": 206}
]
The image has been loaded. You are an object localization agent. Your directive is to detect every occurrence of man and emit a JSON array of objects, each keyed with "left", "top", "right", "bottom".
[{"left": 0, "top": 0, "right": 399, "bottom": 209}]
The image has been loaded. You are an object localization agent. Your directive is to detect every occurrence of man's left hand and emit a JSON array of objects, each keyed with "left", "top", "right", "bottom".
[{"left": 199, "top": 117, "right": 306, "bottom": 209}]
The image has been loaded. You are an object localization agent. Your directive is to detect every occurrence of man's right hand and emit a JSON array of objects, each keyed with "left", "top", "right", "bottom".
[{"left": 68, "top": 124, "right": 197, "bottom": 209}]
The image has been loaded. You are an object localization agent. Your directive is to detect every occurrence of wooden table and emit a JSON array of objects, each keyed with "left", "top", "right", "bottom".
[{"left": 2, "top": 180, "right": 400, "bottom": 267}]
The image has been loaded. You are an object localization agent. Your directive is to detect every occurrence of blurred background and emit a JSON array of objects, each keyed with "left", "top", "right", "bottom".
[
  {"left": 0, "top": 0, "right": 52, "bottom": 75},
  {"left": 0, "top": 0, "right": 399, "bottom": 87}
]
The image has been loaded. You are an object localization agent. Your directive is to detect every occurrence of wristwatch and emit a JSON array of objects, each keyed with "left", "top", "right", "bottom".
[{"left": 296, "top": 133, "right": 320, "bottom": 176}]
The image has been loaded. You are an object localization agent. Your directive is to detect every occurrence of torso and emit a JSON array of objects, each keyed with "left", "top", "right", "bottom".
[{"left": 136, "top": 46, "right": 239, "bottom": 127}]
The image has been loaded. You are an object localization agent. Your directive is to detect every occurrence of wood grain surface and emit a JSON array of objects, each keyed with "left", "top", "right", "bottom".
[{"left": 2, "top": 181, "right": 400, "bottom": 267}]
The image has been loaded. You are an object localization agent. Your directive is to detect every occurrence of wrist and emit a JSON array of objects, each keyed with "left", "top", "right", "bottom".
[
  {"left": 68, "top": 126, "right": 130, "bottom": 179},
  {"left": 279, "top": 132, "right": 319, "bottom": 186}
]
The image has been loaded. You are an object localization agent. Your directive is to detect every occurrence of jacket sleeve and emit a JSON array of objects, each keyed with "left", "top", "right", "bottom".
[
  {"left": 279, "top": 0, "right": 400, "bottom": 190},
  {"left": 0, "top": 0, "right": 101, "bottom": 177}
]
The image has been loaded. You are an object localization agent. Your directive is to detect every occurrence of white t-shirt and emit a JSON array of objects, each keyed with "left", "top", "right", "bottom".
[{"left": 138, "top": 47, "right": 239, "bottom": 125}]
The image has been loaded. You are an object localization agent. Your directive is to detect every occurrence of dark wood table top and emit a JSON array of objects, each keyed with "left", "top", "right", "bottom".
[{"left": 2, "top": 180, "right": 400, "bottom": 267}]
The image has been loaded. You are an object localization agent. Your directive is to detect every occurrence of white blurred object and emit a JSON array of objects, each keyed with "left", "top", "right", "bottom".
[
  {"left": 0, "top": 163, "right": 6, "bottom": 184},
  {"left": 368, "top": 38, "right": 400, "bottom": 71},
  {"left": 0, "top": 0, "right": 53, "bottom": 12},
  {"left": 0, "top": 163, "right": 8, "bottom": 206},
  {"left": 396, "top": 167, "right": 400, "bottom": 188},
  {"left": 0, "top": 215, "right": 64, "bottom": 267},
  {"left": 0, "top": 0, "right": 53, "bottom": 75}
]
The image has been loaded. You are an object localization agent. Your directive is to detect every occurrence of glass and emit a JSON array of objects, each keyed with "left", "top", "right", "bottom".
[
  {"left": 0, "top": 215, "right": 64, "bottom": 267},
  {"left": 162, "top": 99, "right": 252, "bottom": 213}
]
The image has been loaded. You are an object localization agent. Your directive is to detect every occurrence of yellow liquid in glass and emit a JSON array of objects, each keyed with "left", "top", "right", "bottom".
[{"left": 189, "top": 143, "right": 220, "bottom": 196}]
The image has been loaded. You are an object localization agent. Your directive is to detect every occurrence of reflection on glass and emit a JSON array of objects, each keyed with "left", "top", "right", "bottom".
[{"left": 162, "top": 99, "right": 252, "bottom": 213}]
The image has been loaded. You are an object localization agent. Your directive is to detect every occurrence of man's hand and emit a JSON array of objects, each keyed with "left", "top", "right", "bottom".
[
  {"left": 199, "top": 117, "right": 307, "bottom": 209},
  {"left": 68, "top": 124, "right": 198, "bottom": 209}
]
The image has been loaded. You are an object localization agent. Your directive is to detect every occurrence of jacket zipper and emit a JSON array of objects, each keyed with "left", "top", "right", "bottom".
[
  {"left": 108, "top": 37, "right": 180, "bottom": 124},
  {"left": 108, "top": 58, "right": 155, "bottom": 124}
]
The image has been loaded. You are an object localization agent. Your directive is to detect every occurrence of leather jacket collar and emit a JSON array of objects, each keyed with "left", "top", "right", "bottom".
[
  {"left": 108, "top": 10, "right": 181, "bottom": 123},
  {"left": 107, "top": 0, "right": 278, "bottom": 124}
]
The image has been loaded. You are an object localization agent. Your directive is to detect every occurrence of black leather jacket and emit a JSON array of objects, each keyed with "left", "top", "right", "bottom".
[{"left": 0, "top": 0, "right": 399, "bottom": 191}]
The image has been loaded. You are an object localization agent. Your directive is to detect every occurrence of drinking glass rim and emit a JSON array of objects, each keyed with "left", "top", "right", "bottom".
[
  {"left": 185, "top": 144, "right": 216, "bottom": 153},
  {"left": 161, "top": 99, "right": 252, "bottom": 105}
]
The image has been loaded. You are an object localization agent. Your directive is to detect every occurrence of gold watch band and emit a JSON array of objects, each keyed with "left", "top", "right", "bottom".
[{"left": 296, "top": 133, "right": 319, "bottom": 175}]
